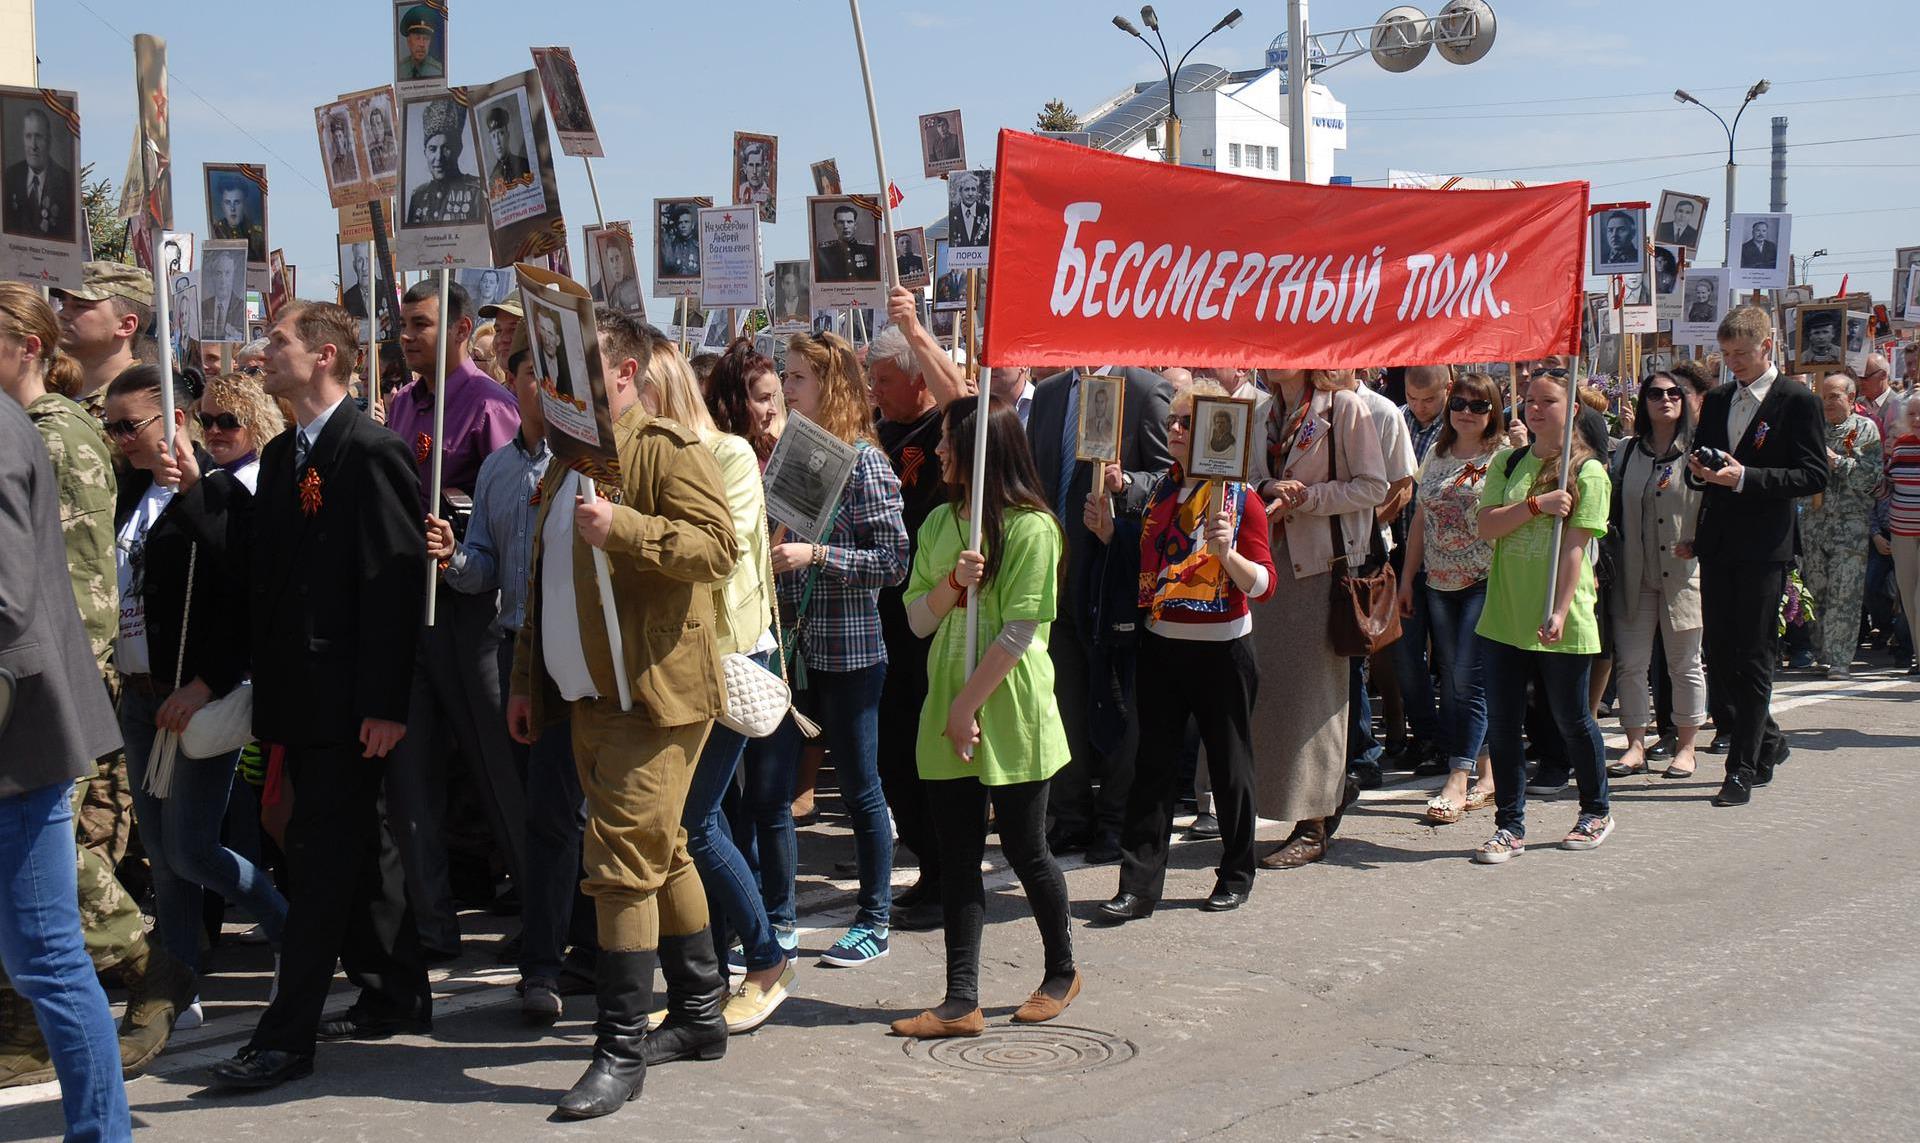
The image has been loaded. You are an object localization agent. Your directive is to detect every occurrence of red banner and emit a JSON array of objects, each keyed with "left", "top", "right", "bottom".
[{"left": 981, "top": 131, "right": 1588, "bottom": 370}]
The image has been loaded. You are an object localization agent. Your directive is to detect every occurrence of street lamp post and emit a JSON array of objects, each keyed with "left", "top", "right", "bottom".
[
  {"left": 1674, "top": 80, "right": 1771, "bottom": 270},
  {"left": 1797, "top": 248, "right": 1827, "bottom": 287},
  {"left": 1112, "top": 6, "right": 1244, "bottom": 166}
]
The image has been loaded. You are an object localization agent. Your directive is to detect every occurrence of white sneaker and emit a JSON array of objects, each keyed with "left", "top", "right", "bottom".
[{"left": 173, "top": 996, "right": 206, "bottom": 1030}]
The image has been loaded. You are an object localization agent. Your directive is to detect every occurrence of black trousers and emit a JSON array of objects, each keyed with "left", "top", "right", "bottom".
[
  {"left": 1700, "top": 558, "right": 1788, "bottom": 779},
  {"left": 1045, "top": 624, "right": 1136, "bottom": 839},
  {"left": 928, "top": 777, "right": 1073, "bottom": 1007},
  {"left": 249, "top": 745, "right": 430, "bottom": 1055},
  {"left": 1119, "top": 633, "right": 1259, "bottom": 902},
  {"left": 877, "top": 618, "right": 941, "bottom": 885}
]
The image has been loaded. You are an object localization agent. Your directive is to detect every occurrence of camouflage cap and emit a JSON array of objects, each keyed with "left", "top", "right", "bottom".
[
  {"left": 53, "top": 261, "right": 154, "bottom": 307},
  {"left": 478, "top": 297, "right": 523, "bottom": 322}
]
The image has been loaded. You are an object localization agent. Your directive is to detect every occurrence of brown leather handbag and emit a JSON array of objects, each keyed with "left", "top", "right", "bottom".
[{"left": 1323, "top": 405, "right": 1402, "bottom": 656}]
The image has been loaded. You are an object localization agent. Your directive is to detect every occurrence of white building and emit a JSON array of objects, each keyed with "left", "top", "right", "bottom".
[{"left": 1081, "top": 61, "right": 1348, "bottom": 183}]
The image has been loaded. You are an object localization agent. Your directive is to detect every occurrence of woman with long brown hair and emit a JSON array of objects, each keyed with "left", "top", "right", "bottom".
[{"left": 704, "top": 338, "right": 782, "bottom": 468}]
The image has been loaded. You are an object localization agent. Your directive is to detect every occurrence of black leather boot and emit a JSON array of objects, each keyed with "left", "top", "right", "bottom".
[
  {"left": 642, "top": 930, "right": 729, "bottom": 1066},
  {"left": 555, "top": 949, "right": 654, "bottom": 1119}
]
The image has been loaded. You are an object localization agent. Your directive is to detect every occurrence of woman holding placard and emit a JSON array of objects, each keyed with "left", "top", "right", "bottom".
[
  {"left": 1089, "top": 380, "right": 1276, "bottom": 921},
  {"left": 755, "top": 332, "right": 908, "bottom": 969},
  {"left": 891, "top": 399, "right": 1078, "bottom": 1038},
  {"left": 1470, "top": 369, "right": 1614, "bottom": 864}
]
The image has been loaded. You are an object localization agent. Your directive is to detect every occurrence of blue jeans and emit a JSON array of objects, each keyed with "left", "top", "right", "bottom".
[
  {"left": 1480, "top": 637, "right": 1609, "bottom": 838},
  {"left": 121, "top": 684, "right": 287, "bottom": 973},
  {"left": 1391, "top": 570, "right": 1441, "bottom": 745},
  {"left": 1425, "top": 583, "right": 1490, "bottom": 772},
  {"left": 498, "top": 641, "right": 588, "bottom": 984},
  {"left": 682, "top": 649, "right": 783, "bottom": 971},
  {"left": 0, "top": 782, "right": 131, "bottom": 1142},
  {"left": 1347, "top": 658, "right": 1383, "bottom": 766}
]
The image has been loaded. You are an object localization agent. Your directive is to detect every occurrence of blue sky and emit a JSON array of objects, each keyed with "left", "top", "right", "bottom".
[{"left": 37, "top": 0, "right": 1918, "bottom": 325}]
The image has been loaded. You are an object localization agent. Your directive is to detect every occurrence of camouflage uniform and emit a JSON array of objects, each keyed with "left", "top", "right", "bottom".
[{"left": 1803, "top": 412, "right": 1883, "bottom": 670}]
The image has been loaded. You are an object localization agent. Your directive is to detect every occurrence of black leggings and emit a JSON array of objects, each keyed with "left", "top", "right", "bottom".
[{"left": 928, "top": 777, "right": 1074, "bottom": 1006}]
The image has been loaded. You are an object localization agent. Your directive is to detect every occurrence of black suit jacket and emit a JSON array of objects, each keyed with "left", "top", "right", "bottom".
[
  {"left": 1026, "top": 366, "right": 1173, "bottom": 606},
  {"left": 250, "top": 400, "right": 426, "bottom": 748},
  {"left": 1740, "top": 240, "right": 1777, "bottom": 269},
  {"left": 3, "top": 160, "right": 74, "bottom": 241},
  {"left": 1686, "top": 372, "right": 1827, "bottom": 564}
]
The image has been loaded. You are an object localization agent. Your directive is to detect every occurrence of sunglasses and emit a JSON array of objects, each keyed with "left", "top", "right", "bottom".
[
  {"left": 197, "top": 412, "right": 244, "bottom": 431},
  {"left": 1529, "top": 368, "right": 1570, "bottom": 379},
  {"left": 103, "top": 413, "right": 161, "bottom": 440},
  {"left": 1447, "top": 397, "right": 1494, "bottom": 414},
  {"left": 1165, "top": 413, "right": 1192, "bottom": 431},
  {"left": 1645, "top": 386, "right": 1683, "bottom": 402}
]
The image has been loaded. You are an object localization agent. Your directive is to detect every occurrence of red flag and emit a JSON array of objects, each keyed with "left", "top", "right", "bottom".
[
  {"left": 981, "top": 131, "right": 1587, "bottom": 370},
  {"left": 887, "top": 180, "right": 904, "bottom": 209},
  {"left": 1837, "top": 274, "right": 1848, "bottom": 297}
]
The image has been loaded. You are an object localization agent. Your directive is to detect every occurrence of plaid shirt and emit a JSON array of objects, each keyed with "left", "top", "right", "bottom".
[{"left": 776, "top": 442, "right": 909, "bottom": 673}]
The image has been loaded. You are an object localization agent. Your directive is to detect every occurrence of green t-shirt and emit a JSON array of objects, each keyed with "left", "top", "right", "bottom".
[
  {"left": 1474, "top": 447, "right": 1610, "bottom": 654},
  {"left": 906, "top": 505, "right": 1070, "bottom": 785}
]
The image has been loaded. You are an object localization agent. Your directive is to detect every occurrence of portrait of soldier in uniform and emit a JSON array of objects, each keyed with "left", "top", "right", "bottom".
[
  {"left": 1798, "top": 309, "right": 1843, "bottom": 366},
  {"left": 206, "top": 169, "right": 267, "bottom": 263},
  {"left": 364, "top": 98, "right": 398, "bottom": 177},
  {"left": 656, "top": 201, "right": 701, "bottom": 280},
  {"left": 483, "top": 102, "right": 532, "bottom": 189},
  {"left": 396, "top": 4, "right": 445, "bottom": 81},
  {"left": 325, "top": 111, "right": 359, "bottom": 187},
  {"left": 812, "top": 201, "right": 877, "bottom": 284},
  {"left": 733, "top": 133, "right": 778, "bottom": 224},
  {"left": 596, "top": 230, "right": 642, "bottom": 315},
  {"left": 405, "top": 97, "right": 484, "bottom": 225}
]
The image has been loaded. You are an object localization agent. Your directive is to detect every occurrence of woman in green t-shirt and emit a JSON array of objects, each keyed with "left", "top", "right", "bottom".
[
  {"left": 1471, "top": 369, "right": 1615, "bottom": 864},
  {"left": 890, "top": 400, "right": 1078, "bottom": 1040}
]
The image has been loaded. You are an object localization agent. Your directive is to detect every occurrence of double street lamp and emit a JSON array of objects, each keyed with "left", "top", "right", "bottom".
[
  {"left": 1674, "top": 80, "right": 1771, "bottom": 269},
  {"left": 1112, "top": 6, "right": 1244, "bottom": 165}
]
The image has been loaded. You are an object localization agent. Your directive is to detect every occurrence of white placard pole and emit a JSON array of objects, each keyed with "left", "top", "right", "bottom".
[
  {"left": 963, "top": 366, "right": 992, "bottom": 674},
  {"left": 848, "top": 0, "right": 899, "bottom": 292},
  {"left": 425, "top": 266, "right": 450, "bottom": 626}
]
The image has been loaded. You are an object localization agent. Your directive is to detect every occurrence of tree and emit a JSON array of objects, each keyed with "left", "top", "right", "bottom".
[
  {"left": 1035, "top": 99, "right": 1081, "bottom": 132},
  {"left": 81, "top": 164, "right": 131, "bottom": 264}
]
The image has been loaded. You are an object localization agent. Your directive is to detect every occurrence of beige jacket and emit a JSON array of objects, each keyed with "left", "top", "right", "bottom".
[
  {"left": 1610, "top": 440, "right": 1702, "bottom": 630},
  {"left": 1267, "top": 387, "right": 1390, "bottom": 579}
]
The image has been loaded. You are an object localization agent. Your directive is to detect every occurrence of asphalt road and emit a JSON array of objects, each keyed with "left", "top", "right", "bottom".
[{"left": 3, "top": 666, "right": 1915, "bottom": 1142}]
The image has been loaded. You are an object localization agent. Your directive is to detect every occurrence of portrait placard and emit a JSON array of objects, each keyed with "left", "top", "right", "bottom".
[
  {"left": 123, "top": 37, "right": 171, "bottom": 235},
  {"left": 1779, "top": 283, "right": 1813, "bottom": 307},
  {"left": 652, "top": 196, "right": 710, "bottom": 298},
  {"left": 338, "top": 85, "right": 401, "bottom": 204},
  {"left": 456, "top": 266, "right": 515, "bottom": 312},
  {"left": 919, "top": 109, "right": 965, "bottom": 178},
  {"left": 1589, "top": 207, "right": 1645, "bottom": 277},
  {"left": 160, "top": 231, "right": 194, "bottom": 273},
  {"left": 1652, "top": 244, "right": 1683, "bottom": 322},
  {"left": 1075, "top": 373, "right": 1124, "bottom": 463},
  {"left": 204, "top": 163, "right": 268, "bottom": 267},
  {"left": 893, "top": 226, "right": 930, "bottom": 292},
  {"left": 394, "top": 0, "right": 449, "bottom": 99},
  {"left": 530, "top": 47, "right": 601, "bottom": 158},
  {"left": 1675, "top": 267, "right": 1726, "bottom": 346},
  {"left": 167, "top": 270, "right": 197, "bottom": 353},
  {"left": 463, "top": 71, "right": 566, "bottom": 266},
  {"left": 1845, "top": 311, "right": 1870, "bottom": 373},
  {"left": 1618, "top": 273, "right": 1657, "bottom": 336},
  {"left": 267, "top": 248, "right": 291, "bottom": 319},
  {"left": 1792, "top": 302, "right": 1847, "bottom": 374},
  {"left": 770, "top": 259, "right": 812, "bottom": 332},
  {"left": 1894, "top": 246, "right": 1920, "bottom": 325},
  {"left": 395, "top": 92, "right": 490, "bottom": 270},
  {"left": 1188, "top": 394, "right": 1254, "bottom": 481},
  {"left": 1728, "top": 212, "right": 1790, "bottom": 291},
  {"left": 337, "top": 198, "right": 393, "bottom": 246},
  {"left": 810, "top": 159, "right": 841, "bottom": 195},
  {"left": 807, "top": 194, "right": 885, "bottom": 310},
  {"left": 200, "top": 240, "right": 250, "bottom": 343},
  {"left": 1904, "top": 263, "right": 1920, "bottom": 322},
  {"left": 701, "top": 307, "right": 734, "bottom": 353},
  {"left": 946, "top": 169, "right": 992, "bottom": 269},
  {"left": 339, "top": 239, "right": 396, "bottom": 343},
  {"left": 0, "top": 87, "right": 84, "bottom": 289},
  {"left": 698, "top": 204, "right": 763, "bottom": 309},
  {"left": 589, "top": 223, "right": 643, "bottom": 315},
  {"left": 1653, "top": 190, "right": 1708, "bottom": 254},
  {"left": 314, "top": 97, "right": 367, "bottom": 208},
  {"left": 762, "top": 411, "right": 860, "bottom": 543},
  {"left": 516, "top": 262, "right": 621, "bottom": 485},
  {"left": 732, "top": 131, "right": 778, "bottom": 224}
]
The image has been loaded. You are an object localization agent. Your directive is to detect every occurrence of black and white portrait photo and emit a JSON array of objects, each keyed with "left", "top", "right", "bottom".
[
  {"left": 1076, "top": 374, "right": 1123, "bottom": 463},
  {"left": 1685, "top": 275, "right": 1720, "bottom": 322},
  {"left": 1846, "top": 313, "right": 1868, "bottom": 356},
  {"left": 592, "top": 226, "right": 642, "bottom": 315},
  {"left": 1737, "top": 218, "right": 1779, "bottom": 269},
  {"left": 1654, "top": 191, "right": 1708, "bottom": 252},
  {"left": 947, "top": 169, "right": 992, "bottom": 269},
  {"left": 653, "top": 197, "right": 706, "bottom": 293},
  {"left": 1793, "top": 305, "right": 1845, "bottom": 371},
  {"left": 1675, "top": 268, "right": 1725, "bottom": 346},
  {"left": 1730, "top": 211, "right": 1791, "bottom": 290},
  {"left": 810, "top": 159, "right": 841, "bottom": 195},
  {"left": 734, "top": 131, "right": 778, "bottom": 224},
  {"left": 339, "top": 240, "right": 395, "bottom": 341},
  {"left": 1589, "top": 207, "right": 1644, "bottom": 277},
  {"left": 361, "top": 90, "right": 399, "bottom": 180},
  {"left": 161, "top": 231, "right": 194, "bottom": 274},
  {"left": 201, "top": 243, "right": 250, "bottom": 343},
  {"left": 772, "top": 259, "right": 811, "bottom": 328},
  {"left": 315, "top": 101, "right": 362, "bottom": 205},
  {"left": 402, "top": 96, "right": 484, "bottom": 226},
  {"left": 1653, "top": 245, "right": 1680, "bottom": 297},
  {"left": 1188, "top": 395, "right": 1253, "bottom": 481},
  {"left": 894, "top": 226, "right": 929, "bottom": 291},
  {"left": 1, "top": 94, "right": 77, "bottom": 243},
  {"left": 457, "top": 266, "right": 513, "bottom": 311},
  {"left": 1892, "top": 246, "right": 1920, "bottom": 317},
  {"left": 762, "top": 413, "right": 860, "bottom": 542},
  {"left": 480, "top": 96, "right": 533, "bottom": 190},
  {"left": 919, "top": 109, "right": 965, "bottom": 178},
  {"left": 531, "top": 46, "right": 601, "bottom": 157},
  {"left": 205, "top": 165, "right": 268, "bottom": 265},
  {"left": 809, "top": 197, "right": 880, "bottom": 285}
]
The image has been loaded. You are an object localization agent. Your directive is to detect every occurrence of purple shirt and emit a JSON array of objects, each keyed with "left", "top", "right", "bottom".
[{"left": 385, "top": 358, "right": 521, "bottom": 513}]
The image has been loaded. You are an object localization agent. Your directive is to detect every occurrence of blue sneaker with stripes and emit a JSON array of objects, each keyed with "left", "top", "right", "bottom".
[{"left": 818, "top": 924, "right": 889, "bottom": 968}]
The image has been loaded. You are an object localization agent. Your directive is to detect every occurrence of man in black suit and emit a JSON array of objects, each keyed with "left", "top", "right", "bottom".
[
  {"left": 341, "top": 247, "right": 395, "bottom": 340},
  {"left": 1657, "top": 197, "right": 1700, "bottom": 249},
  {"left": 3, "top": 106, "right": 74, "bottom": 242},
  {"left": 1026, "top": 365, "right": 1172, "bottom": 862},
  {"left": 948, "top": 171, "right": 990, "bottom": 248},
  {"left": 209, "top": 301, "right": 429, "bottom": 1090},
  {"left": 1682, "top": 305, "right": 1827, "bottom": 808},
  {"left": 1739, "top": 220, "right": 1778, "bottom": 270},
  {"left": 895, "top": 234, "right": 925, "bottom": 282}
]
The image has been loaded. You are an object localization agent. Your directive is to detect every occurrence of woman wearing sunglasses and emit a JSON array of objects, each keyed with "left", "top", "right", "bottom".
[
  {"left": 105, "top": 365, "right": 287, "bottom": 1023},
  {"left": 194, "top": 371, "right": 285, "bottom": 491},
  {"left": 1397, "top": 374, "right": 1503, "bottom": 824},
  {"left": 1607, "top": 371, "right": 1706, "bottom": 780}
]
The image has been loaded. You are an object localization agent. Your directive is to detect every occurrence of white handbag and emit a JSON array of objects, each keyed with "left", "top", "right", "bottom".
[
  {"left": 716, "top": 520, "right": 819, "bottom": 739},
  {"left": 146, "top": 543, "right": 254, "bottom": 797}
]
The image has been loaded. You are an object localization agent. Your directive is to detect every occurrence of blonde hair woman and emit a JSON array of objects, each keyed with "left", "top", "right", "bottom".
[{"left": 196, "top": 371, "right": 286, "bottom": 490}]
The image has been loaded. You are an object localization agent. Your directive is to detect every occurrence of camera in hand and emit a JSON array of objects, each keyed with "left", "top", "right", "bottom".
[{"left": 1691, "top": 446, "right": 1732, "bottom": 472}]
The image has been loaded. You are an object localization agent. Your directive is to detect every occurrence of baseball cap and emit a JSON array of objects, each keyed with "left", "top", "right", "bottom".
[
  {"left": 478, "top": 297, "right": 523, "bottom": 321},
  {"left": 53, "top": 261, "right": 154, "bottom": 307}
]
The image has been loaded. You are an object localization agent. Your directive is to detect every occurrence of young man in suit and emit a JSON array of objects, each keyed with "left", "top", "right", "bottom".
[
  {"left": 1682, "top": 305, "right": 1827, "bottom": 807},
  {"left": 1025, "top": 365, "right": 1173, "bottom": 863},
  {"left": 209, "top": 301, "right": 430, "bottom": 1090}
]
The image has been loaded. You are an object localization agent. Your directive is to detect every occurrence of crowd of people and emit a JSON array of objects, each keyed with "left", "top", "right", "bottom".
[{"left": 3, "top": 258, "right": 1917, "bottom": 1137}]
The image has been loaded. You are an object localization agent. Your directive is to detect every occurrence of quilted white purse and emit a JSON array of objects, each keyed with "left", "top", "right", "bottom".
[{"left": 716, "top": 518, "right": 819, "bottom": 739}]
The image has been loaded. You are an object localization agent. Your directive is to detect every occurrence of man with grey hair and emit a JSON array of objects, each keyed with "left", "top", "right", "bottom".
[{"left": 1856, "top": 352, "right": 1897, "bottom": 442}]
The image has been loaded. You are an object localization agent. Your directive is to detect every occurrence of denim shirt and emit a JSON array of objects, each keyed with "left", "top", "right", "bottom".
[{"left": 444, "top": 432, "right": 551, "bottom": 635}]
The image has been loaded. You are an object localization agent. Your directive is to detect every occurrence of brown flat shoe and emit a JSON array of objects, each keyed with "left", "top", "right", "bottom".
[
  {"left": 1012, "top": 972, "right": 1082, "bottom": 1024},
  {"left": 1260, "top": 821, "right": 1329, "bottom": 869},
  {"left": 889, "top": 1008, "right": 984, "bottom": 1039}
]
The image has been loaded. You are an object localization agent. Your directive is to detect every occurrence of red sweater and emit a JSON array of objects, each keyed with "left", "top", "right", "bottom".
[{"left": 1136, "top": 475, "right": 1277, "bottom": 640}]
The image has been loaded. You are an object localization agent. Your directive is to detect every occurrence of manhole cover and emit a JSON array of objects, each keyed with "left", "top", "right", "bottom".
[{"left": 911, "top": 1026, "right": 1136, "bottom": 1075}]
